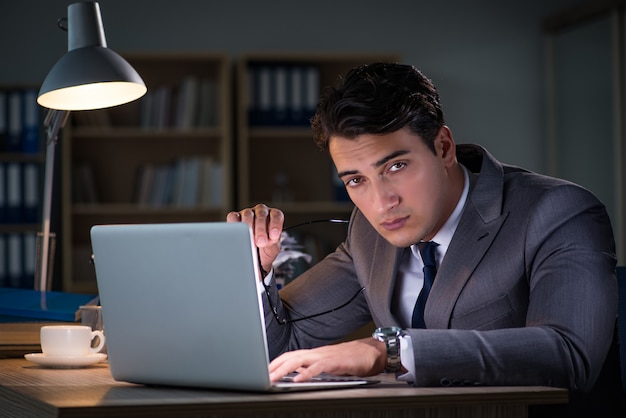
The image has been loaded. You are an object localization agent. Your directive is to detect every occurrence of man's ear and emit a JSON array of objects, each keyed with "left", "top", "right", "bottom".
[{"left": 436, "top": 126, "right": 456, "bottom": 164}]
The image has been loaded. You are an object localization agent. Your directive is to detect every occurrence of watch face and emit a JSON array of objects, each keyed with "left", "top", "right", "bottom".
[{"left": 373, "top": 327, "right": 402, "bottom": 339}]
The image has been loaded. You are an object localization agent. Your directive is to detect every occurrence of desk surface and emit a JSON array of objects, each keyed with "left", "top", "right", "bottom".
[{"left": 0, "top": 358, "right": 568, "bottom": 418}]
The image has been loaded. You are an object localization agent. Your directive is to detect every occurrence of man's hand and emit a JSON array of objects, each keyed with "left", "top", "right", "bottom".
[
  {"left": 268, "top": 337, "right": 387, "bottom": 382},
  {"left": 226, "top": 203, "right": 284, "bottom": 276}
]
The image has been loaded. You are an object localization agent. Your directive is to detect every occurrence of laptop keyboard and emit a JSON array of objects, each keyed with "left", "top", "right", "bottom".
[{"left": 279, "top": 373, "right": 377, "bottom": 384}]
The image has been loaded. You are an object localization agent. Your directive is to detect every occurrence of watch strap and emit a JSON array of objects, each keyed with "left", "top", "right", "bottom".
[
  {"left": 383, "top": 334, "right": 401, "bottom": 373},
  {"left": 372, "top": 327, "right": 402, "bottom": 374}
]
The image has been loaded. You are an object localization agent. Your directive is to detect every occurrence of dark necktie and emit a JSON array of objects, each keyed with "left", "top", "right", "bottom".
[{"left": 411, "top": 241, "right": 439, "bottom": 328}]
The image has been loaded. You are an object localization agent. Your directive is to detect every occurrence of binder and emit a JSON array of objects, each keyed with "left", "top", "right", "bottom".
[
  {"left": 304, "top": 66, "right": 320, "bottom": 124},
  {"left": 247, "top": 65, "right": 260, "bottom": 125},
  {"left": 210, "top": 160, "right": 223, "bottom": 206},
  {"left": 181, "top": 157, "right": 200, "bottom": 207},
  {"left": 5, "top": 162, "right": 22, "bottom": 223},
  {"left": 0, "top": 288, "right": 98, "bottom": 322},
  {"left": 289, "top": 65, "right": 305, "bottom": 125},
  {"left": 21, "top": 89, "right": 41, "bottom": 154},
  {"left": 175, "top": 76, "right": 199, "bottom": 129},
  {"left": 274, "top": 66, "right": 288, "bottom": 125},
  {"left": 257, "top": 65, "right": 273, "bottom": 125},
  {"left": 197, "top": 78, "right": 217, "bottom": 128}
]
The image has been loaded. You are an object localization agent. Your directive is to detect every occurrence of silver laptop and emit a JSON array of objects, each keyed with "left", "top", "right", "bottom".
[{"left": 90, "top": 222, "right": 377, "bottom": 392}]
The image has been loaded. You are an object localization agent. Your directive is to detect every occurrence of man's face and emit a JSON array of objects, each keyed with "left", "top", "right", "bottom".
[{"left": 329, "top": 127, "right": 461, "bottom": 248}]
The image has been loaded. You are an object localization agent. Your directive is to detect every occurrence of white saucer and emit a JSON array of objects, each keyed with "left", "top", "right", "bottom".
[{"left": 24, "top": 353, "right": 107, "bottom": 368}]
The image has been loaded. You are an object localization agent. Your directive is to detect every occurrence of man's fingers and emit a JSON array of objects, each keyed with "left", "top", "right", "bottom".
[
  {"left": 225, "top": 205, "right": 284, "bottom": 274},
  {"left": 267, "top": 207, "right": 284, "bottom": 241},
  {"left": 225, "top": 211, "right": 241, "bottom": 223},
  {"left": 268, "top": 350, "right": 330, "bottom": 382},
  {"left": 251, "top": 204, "right": 270, "bottom": 246}
]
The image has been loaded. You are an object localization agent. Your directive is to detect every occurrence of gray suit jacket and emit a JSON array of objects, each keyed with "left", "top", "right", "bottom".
[{"left": 264, "top": 144, "right": 620, "bottom": 407}]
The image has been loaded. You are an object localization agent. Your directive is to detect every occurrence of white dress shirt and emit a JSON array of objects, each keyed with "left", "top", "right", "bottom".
[{"left": 397, "top": 165, "right": 469, "bottom": 382}]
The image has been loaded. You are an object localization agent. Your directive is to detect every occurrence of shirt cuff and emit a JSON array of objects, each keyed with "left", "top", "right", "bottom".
[
  {"left": 257, "top": 269, "right": 274, "bottom": 295},
  {"left": 397, "top": 334, "right": 416, "bottom": 383}
]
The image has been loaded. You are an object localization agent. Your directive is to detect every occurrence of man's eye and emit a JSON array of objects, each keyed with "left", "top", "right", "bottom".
[{"left": 389, "top": 162, "right": 406, "bottom": 172}]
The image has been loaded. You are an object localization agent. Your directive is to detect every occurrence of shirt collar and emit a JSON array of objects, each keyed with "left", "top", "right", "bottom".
[{"left": 411, "top": 164, "right": 469, "bottom": 262}]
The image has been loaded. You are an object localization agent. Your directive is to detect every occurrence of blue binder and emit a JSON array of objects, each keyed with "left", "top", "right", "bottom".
[{"left": 0, "top": 288, "right": 98, "bottom": 322}]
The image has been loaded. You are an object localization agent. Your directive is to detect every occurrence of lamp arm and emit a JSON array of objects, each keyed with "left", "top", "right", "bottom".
[
  {"left": 37, "top": 109, "right": 69, "bottom": 291},
  {"left": 44, "top": 110, "right": 70, "bottom": 146}
]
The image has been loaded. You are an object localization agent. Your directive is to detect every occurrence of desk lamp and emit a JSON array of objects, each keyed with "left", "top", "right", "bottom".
[{"left": 36, "top": 1, "right": 146, "bottom": 291}]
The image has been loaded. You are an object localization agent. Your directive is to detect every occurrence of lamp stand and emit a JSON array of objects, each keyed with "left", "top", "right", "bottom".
[{"left": 36, "top": 109, "right": 69, "bottom": 291}]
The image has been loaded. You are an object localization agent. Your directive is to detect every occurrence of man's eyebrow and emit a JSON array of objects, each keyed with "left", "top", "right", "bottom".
[
  {"left": 337, "top": 169, "right": 358, "bottom": 178},
  {"left": 373, "top": 150, "right": 410, "bottom": 168},
  {"left": 337, "top": 150, "right": 410, "bottom": 178}
]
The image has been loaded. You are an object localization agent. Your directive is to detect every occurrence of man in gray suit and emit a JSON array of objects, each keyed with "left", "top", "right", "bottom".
[{"left": 227, "top": 63, "right": 624, "bottom": 416}]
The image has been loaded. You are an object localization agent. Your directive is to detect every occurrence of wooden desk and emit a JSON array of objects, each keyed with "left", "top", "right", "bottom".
[{"left": 0, "top": 358, "right": 567, "bottom": 418}]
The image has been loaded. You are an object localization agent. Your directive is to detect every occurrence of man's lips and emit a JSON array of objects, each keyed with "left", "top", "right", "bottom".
[{"left": 380, "top": 217, "right": 408, "bottom": 231}]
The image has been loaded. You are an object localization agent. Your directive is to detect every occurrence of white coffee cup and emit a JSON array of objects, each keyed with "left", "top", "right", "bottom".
[{"left": 40, "top": 325, "right": 106, "bottom": 357}]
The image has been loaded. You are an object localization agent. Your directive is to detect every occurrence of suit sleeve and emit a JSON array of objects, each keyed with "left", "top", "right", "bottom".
[{"left": 263, "top": 210, "right": 373, "bottom": 359}]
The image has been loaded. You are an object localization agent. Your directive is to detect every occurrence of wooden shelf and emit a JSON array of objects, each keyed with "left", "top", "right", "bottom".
[
  {"left": 0, "top": 224, "right": 40, "bottom": 234},
  {"left": 60, "top": 52, "right": 233, "bottom": 293},
  {"left": 0, "top": 153, "right": 44, "bottom": 163}
]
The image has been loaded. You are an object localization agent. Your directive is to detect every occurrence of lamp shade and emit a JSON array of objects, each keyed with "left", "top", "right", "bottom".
[{"left": 37, "top": 2, "right": 146, "bottom": 111}]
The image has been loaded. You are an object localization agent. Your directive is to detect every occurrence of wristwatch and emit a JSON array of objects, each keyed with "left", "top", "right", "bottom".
[{"left": 372, "top": 326, "right": 403, "bottom": 374}]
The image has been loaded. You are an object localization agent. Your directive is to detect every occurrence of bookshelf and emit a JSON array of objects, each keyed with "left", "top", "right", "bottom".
[
  {"left": 235, "top": 53, "right": 400, "bottom": 271},
  {"left": 61, "top": 53, "right": 232, "bottom": 293},
  {"left": 0, "top": 85, "right": 44, "bottom": 289}
]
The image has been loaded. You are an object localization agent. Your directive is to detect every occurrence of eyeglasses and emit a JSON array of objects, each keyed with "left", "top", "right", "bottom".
[
  {"left": 261, "top": 218, "right": 366, "bottom": 325},
  {"left": 263, "top": 284, "right": 365, "bottom": 324},
  {"left": 283, "top": 218, "right": 349, "bottom": 230}
]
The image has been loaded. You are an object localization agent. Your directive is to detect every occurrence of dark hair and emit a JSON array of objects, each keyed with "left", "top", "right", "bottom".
[{"left": 311, "top": 62, "right": 445, "bottom": 153}]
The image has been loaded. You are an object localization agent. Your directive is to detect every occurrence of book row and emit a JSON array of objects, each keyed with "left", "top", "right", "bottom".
[
  {"left": 73, "top": 157, "right": 224, "bottom": 208},
  {"left": 0, "top": 232, "right": 37, "bottom": 289},
  {"left": 141, "top": 77, "right": 220, "bottom": 130},
  {"left": 134, "top": 157, "right": 223, "bottom": 207},
  {"left": 247, "top": 63, "right": 320, "bottom": 127},
  {"left": 0, "top": 88, "right": 42, "bottom": 154},
  {"left": 0, "top": 161, "right": 41, "bottom": 225},
  {"left": 71, "top": 77, "right": 220, "bottom": 130}
]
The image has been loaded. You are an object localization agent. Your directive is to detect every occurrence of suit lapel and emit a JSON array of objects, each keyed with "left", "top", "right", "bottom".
[
  {"left": 368, "top": 237, "right": 405, "bottom": 326},
  {"left": 427, "top": 205, "right": 508, "bottom": 328},
  {"left": 426, "top": 145, "right": 509, "bottom": 329}
]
